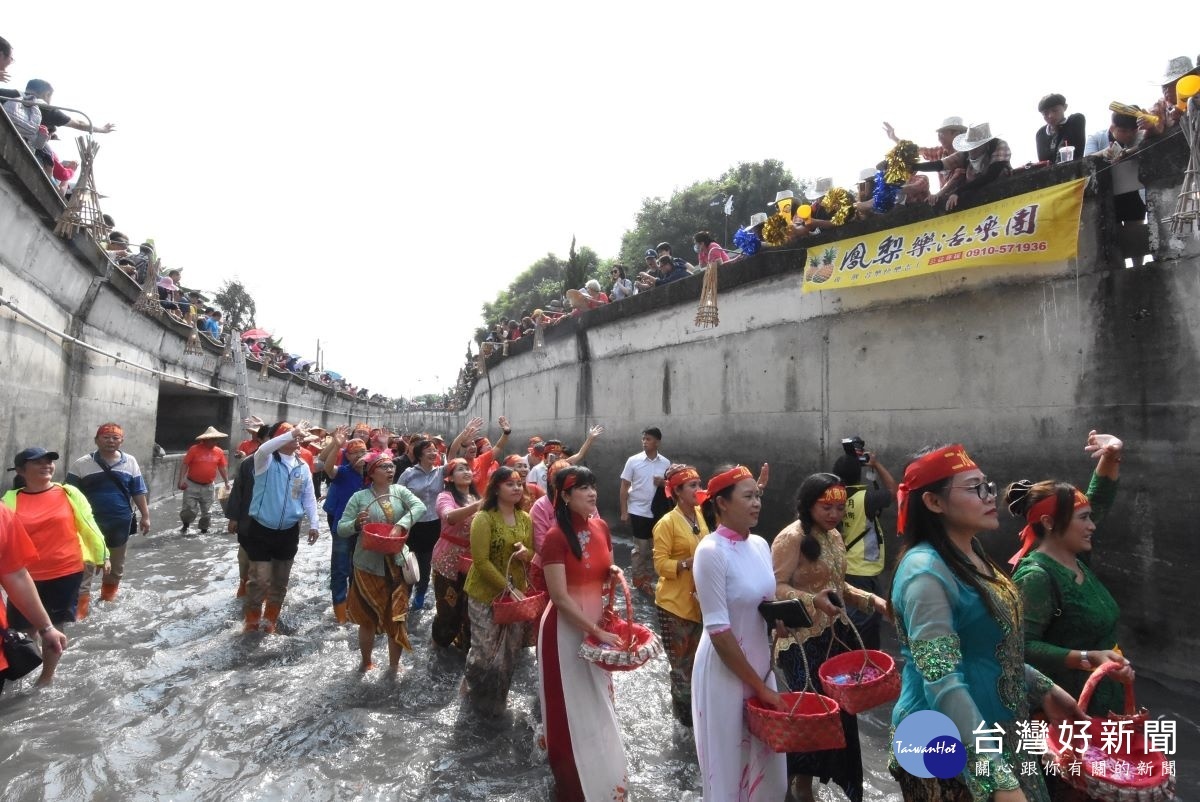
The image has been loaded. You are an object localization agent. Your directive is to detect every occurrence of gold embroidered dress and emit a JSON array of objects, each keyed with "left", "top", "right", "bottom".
[{"left": 891, "top": 541, "right": 1054, "bottom": 802}]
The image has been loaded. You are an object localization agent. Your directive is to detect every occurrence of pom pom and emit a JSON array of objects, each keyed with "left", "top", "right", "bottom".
[
  {"left": 732, "top": 226, "right": 761, "bottom": 256},
  {"left": 821, "top": 188, "right": 854, "bottom": 226},
  {"left": 872, "top": 170, "right": 902, "bottom": 213},
  {"left": 761, "top": 213, "right": 792, "bottom": 246},
  {"left": 884, "top": 140, "right": 920, "bottom": 185}
]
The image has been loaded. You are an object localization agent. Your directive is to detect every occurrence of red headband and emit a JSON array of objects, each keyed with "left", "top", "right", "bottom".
[
  {"left": 665, "top": 468, "right": 700, "bottom": 499},
  {"left": 96, "top": 423, "right": 123, "bottom": 438},
  {"left": 364, "top": 451, "right": 393, "bottom": 474},
  {"left": 560, "top": 472, "right": 582, "bottom": 493},
  {"left": 896, "top": 445, "right": 978, "bottom": 535},
  {"left": 443, "top": 457, "right": 468, "bottom": 480},
  {"left": 504, "top": 454, "right": 527, "bottom": 468},
  {"left": 819, "top": 484, "right": 848, "bottom": 504},
  {"left": 702, "top": 465, "right": 754, "bottom": 506},
  {"left": 1009, "top": 488, "right": 1089, "bottom": 566}
]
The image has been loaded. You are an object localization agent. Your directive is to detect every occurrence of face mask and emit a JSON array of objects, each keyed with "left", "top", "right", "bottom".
[{"left": 693, "top": 243, "right": 701, "bottom": 254}]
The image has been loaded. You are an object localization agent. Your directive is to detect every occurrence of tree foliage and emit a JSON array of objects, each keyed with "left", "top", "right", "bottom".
[
  {"left": 475, "top": 160, "right": 801, "bottom": 333},
  {"left": 479, "top": 242, "right": 602, "bottom": 333},
  {"left": 616, "top": 160, "right": 805, "bottom": 267},
  {"left": 213, "top": 279, "right": 257, "bottom": 332}
]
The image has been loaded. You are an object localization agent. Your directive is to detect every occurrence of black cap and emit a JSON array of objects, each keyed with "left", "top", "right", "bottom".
[{"left": 10, "top": 446, "right": 60, "bottom": 470}]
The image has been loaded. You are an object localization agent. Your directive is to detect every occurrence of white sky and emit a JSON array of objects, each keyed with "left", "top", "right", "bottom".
[{"left": 3, "top": 3, "right": 1192, "bottom": 398}]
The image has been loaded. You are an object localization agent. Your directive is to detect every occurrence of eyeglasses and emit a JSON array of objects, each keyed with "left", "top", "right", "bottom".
[{"left": 950, "top": 479, "right": 997, "bottom": 500}]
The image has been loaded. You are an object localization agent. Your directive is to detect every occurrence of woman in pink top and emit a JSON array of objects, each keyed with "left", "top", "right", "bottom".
[
  {"left": 694, "top": 230, "right": 730, "bottom": 268},
  {"left": 431, "top": 458, "right": 481, "bottom": 650},
  {"left": 528, "top": 458, "right": 571, "bottom": 594}
]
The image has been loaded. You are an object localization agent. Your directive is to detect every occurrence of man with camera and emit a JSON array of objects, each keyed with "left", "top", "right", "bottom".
[{"left": 832, "top": 437, "right": 897, "bottom": 650}]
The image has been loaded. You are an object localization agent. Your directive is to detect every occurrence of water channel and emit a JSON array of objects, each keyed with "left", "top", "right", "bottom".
[{"left": 0, "top": 497, "right": 1194, "bottom": 801}]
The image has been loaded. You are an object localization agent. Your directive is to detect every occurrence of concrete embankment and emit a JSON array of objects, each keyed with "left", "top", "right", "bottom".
[
  {"left": 460, "top": 136, "right": 1200, "bottom": 685},
  {"left": 0, "top": 115, "right": 416, "bottom": 503}
]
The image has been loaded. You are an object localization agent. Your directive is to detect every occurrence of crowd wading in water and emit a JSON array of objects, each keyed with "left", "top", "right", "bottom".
[{"left": 1, "top": 415, "right": 1178, "bottom": 801}]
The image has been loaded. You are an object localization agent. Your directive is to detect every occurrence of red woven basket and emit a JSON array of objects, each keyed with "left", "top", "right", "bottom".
[
  {"left": 361, "top": 522, "right": 407, "bottom": 555},
  {"left": 579, "top": 571, "right": 662, "bottom": 672},
  {"left": 747, "top": 691, "right": 846, "bottom": 753},
  {"left": 817, "top": 617, "right": 900, "bottom": 714},
  {"left": 1042, "top": 661, "right": 1174, "bottom": 802},
  {"left": 492, "top": 554, "right": 547, "bottom": 625}
]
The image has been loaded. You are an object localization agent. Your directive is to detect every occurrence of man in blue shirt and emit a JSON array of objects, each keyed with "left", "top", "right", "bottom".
[
  {"left": 67, "top": 423, "right": 149, "bottom": 615},
  {"left": 318, "top": 426, "right": 370, "bottom": 623}
]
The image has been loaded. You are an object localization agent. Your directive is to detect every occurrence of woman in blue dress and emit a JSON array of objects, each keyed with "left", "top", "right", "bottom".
[{"left": 889, "top": 445, "right": 1083, "bottom": 802}]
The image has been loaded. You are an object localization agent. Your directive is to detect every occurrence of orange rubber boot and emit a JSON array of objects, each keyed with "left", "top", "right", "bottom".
[
  {"left": 243, "top": 604, "right": 262, "bottom": 633},
  {"left": 77, "top": 592, "right": 91, "bottom": 621},
  {"left": 100, "top": 582, "right": 119, "bottom": 602},
  {"left": 333, "top": 602, "right": 348, "bottom": 625},
  {"left": 263, "top": 603, "right": 282, "bottom": 634}
]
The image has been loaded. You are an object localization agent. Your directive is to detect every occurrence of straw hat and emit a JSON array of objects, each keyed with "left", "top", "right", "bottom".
[
  {"left": 746, "top": 212, "right": 768, "bottom": 229},
  {"left": 1159, "top": 56, "right": 1194, "bottom": 85},
  {"left": 773, "top": 190, "right": 794, "bottom": 204},
  {"left": 953, "top": 122, "right": 997, "bottom": 153},
  {"left": 195, "top": 426, "right": 228, "bottom": 440},
  {"left": 936, "top": 116, "right": 967, "bottom": 134},
  {"left": 565, "top": 288, "right": 589, "bottom": 309},
  {"left": 813, "top": 177, "right": 833, "bottom": 195},
  {"left": 858, "top": 168, "right": 878, "bottom": 182}
]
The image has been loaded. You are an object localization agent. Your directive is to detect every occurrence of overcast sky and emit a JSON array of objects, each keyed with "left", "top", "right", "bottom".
[{"left": 3, "top": 3, "right": 1192, "bottom": 398}]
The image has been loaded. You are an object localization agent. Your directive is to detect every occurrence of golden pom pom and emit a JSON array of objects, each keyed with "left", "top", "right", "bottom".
[{"left": 762, "top": 213, "right": 792, "bottom": 246}]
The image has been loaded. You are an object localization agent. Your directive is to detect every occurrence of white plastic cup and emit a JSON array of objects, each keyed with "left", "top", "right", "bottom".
[{"left": 1058, "top": 145, "right": 1076, "bottom": 163}]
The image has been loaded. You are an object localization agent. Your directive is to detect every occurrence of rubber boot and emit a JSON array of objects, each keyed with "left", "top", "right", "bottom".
[
  {"left": 236, "top": 578, "right": 247, "bottom": 598},
  {"left": 333, "top": 601, "right": 348, "bottom": 625},
  {"left": 263, "top": 603, "right": 282, "bottom": 634},
  {"left": 77, "top": 592, "right": 91, "bottom": 621},
  {"left": 411, "top": 590, "right": 427, "bottom": 611},
  {"left": 100, "top": 581, "right": 119, "bottom": 602},
  {"left": 243, "top": 603, "right": 262, "bottom": 633}
]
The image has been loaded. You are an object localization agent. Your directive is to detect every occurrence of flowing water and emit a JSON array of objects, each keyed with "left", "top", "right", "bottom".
[{"left": 0, "top": 497, "right": 1194, "bottom": 801}]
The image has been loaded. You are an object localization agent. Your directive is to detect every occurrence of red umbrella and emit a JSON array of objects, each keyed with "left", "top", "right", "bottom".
[{"left": 241, "top": 329, "right": 271, "bottom": 340}]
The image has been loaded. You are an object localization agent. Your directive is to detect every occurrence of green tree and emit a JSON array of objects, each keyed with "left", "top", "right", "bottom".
[
  {"left": 479, "top": 242, "right": 602, "bottom": 328},
  {"left": 212, "top": 279, "right": 257, "bottom": 332},
  {"left": 617, "top": 159, "right": 804, "bottom": 267}
]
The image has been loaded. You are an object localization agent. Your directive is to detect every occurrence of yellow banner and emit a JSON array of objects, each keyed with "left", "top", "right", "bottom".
[{"left": 801, "top": 178, "right": 1086, "bottom": 293}]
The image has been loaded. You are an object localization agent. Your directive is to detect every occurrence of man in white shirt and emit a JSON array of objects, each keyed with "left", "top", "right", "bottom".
[{"left": 619, "top": 427, "right": 670, "bottom": 594}]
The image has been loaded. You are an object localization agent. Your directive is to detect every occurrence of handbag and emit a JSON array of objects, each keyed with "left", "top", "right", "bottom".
[
  {"left": 398, "top": 546, "right": 420, "bottom": 585},
  {"left": 1, "top": 628, "right": 43, "bottom": 681}
]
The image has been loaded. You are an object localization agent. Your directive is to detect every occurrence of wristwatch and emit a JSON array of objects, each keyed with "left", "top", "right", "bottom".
[{"left": 1079, "top": 650, "right": 1092, "bottom": 669}]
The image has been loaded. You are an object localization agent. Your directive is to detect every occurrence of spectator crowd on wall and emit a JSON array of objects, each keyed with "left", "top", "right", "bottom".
[{"left": 0, "top": 34, "right": 406, "bottom": 410}]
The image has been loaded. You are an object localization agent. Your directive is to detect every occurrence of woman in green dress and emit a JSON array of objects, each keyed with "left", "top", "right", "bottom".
[{"left": 1007, "top": 431, "right": 1134, "bottom": 717}]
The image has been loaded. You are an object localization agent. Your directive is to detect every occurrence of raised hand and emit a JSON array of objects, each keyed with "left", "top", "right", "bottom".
[
  {"left": 587, "top": 425, "right": 604, "bottom": 440},
  {"left": 1084, "top": 430, "right": 1123, "bottom": 459}
]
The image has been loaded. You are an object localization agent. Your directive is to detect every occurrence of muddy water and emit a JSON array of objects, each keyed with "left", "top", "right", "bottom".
[{"left": 0, "top": 497, "right": 1193, "bottom": 801}]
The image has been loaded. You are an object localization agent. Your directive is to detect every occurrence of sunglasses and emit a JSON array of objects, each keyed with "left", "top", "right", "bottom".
[{"left": 950, "top": 479, "right": 997, "bottom": 500}]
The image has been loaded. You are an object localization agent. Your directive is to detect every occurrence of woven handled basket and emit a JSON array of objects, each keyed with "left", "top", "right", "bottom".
[
  {"left": 492, "top": 553, "right": 548, "bottom": 625},
  {"left": 746, "top": 641, "right": 845, "bottom": 753},
  {"left": 579, "top": 571, "right": 663, "bottom": 672},
  {"left": 1042, "top": 661, "right": 1175, "bottom": 802},
  {"left": 360, "top": 493, "right": 409, "bottom": 555},
  {"left": 816, "top": 613, "right": 900, "bottom": 714}
]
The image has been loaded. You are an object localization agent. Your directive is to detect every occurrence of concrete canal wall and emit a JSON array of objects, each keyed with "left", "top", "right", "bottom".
[{"left": 460, "top": 135, "right": 1200, "bottom": 683}]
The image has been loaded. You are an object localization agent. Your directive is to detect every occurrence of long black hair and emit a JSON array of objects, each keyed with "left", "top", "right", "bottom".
[
  {"left": 891, "top": 445, "right": 1008, "bottom": 622},
  {"left": 794, "top": 472, "right": 843, "bottom": 562},
  {"left": 482, "top": 466, "right": 519, "bottom": 512},
  {"left": 553, "top": 466, "right": 596, "bottom": 560}
]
